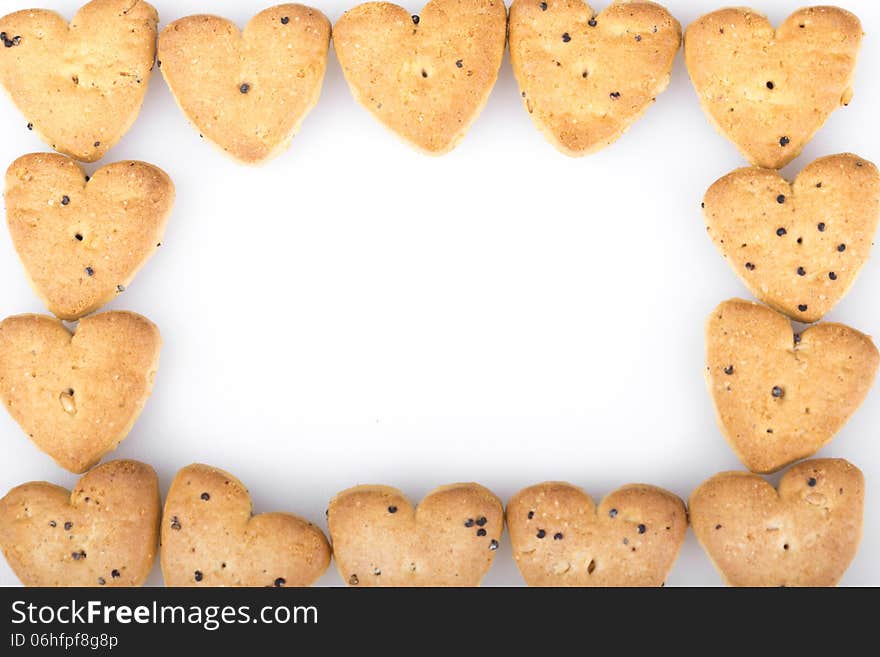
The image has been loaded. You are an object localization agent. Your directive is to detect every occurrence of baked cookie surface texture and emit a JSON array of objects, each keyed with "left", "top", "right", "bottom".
[
  {"left": 333, "top": 0, "right": 508, "bottom": 154},
  {"left": 328, "top": 483, "right": 503, "bottom": 586},
  {"left": 690, "top": 459, "right": 864, "bottom": 587},
  {"left": 705, "top": 299, "right": 878, "bottom": 474},
  {"left": 0, "top": 0, "right": 159, "bottom": 162},
  {"left": 0, "top": 460, "right": 161, "bottom": 587},
  {"left": 685, "top": 6, "right": 863, "bottom": 168},
  {"left": 509, "top": 0, "right": 681, "bottom": 156}
]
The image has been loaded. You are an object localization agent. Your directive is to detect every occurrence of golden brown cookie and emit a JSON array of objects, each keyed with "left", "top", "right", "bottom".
[
  {"left": 0, "top": 0, "right": 158, "bottom": 162},
  {"left": 703, "top": 154, "right": 880, "bottom": 323},
  {"left": 0, "top": 312, "right": 161, "bottom": 473},
  {"left": 507, "top": 482, "right": 686, "bottom": 586},
  {"left": 509, "top": 0, "right": 680, "bottom": 156},
  {"left": 0, "top": 460, "right": 160, "bottom": 587},
  {"left": 161, "top": 464, "right": 330, "bottom": 587},
  {"left": 705, "top": 299, "right": 878, "bottom": 474},
  {"left": 158, "top": 5, "right": 331, "bottom": 164},
  {"left": 333, "top": 0, "right": 507, "bottom": 154},
  {"left": 684, "top": 7, "right": 863, "bottom": 169},
  {"left": 5, "top": 153, "right": 174, "bottom": 321},
  {"left": 328, "top": 483, "right": 503, "bottom": 586},
  {"left": 690, "top": 459, "right": 864, "bottom": 587}
]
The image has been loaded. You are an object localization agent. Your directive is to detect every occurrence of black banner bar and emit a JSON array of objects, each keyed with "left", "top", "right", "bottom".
[{"left": 0, "top": 586, "right": 868, "bottom": 652}]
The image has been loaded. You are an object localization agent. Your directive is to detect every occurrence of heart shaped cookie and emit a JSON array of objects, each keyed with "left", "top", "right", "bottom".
[
  {"left": 705, "top": 299, "right": 878, "bottom": 474},
  {"left": 684, "top": 7, "right": 863, "bottom": 169},
  {"left": 333, "top": 0, "right": 508, "bottom": 154},
  {"left": 0, "top": 460, "right": 161, "bottom": 587},
  {"left": 161, "top": 464, "right": 330, "bottom": 587},
  {"left": 328, "top": 483, "right": 503, "bottom": 586},
  {"left": 5, "top": 153, "right": 174, "bottom": 321},
  {"left": 158, "top": 5, "right": 331, "bottom": 164},
  {"left": 690, "top": 459, "right": 864, "bottom": 587},
  {"left": 0, "top": 0, "right": 158, "bottom": 162},
  {"left": 704, "top": 154, "right": 880, "bottom": 323},
  {"left": 0, "top": 312, "right": 161, "bottom": 473},
  {"left": 507, "top": 482, "right": 686, "bottom": 586},
  {"left": 509, "top": 0, "right": 680, "bottom": 156}
]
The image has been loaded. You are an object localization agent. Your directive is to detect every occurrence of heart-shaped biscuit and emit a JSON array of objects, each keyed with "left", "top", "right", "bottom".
[
  {"left": 161, "top": 464, "right": 330, "bottom": 587},
  {"left": 5, "top": 153, "right": 174, "bottom": 321},
  {"left": 158, "top": 5, "right": 331, "bottom": 164},
  {"left": 509, "top": 0, "right": 681, "bottom": 156},
  {"left": 705, "top": 299, "right": 878, "bottom": 474},
  {"left": 0, "top": 312, "right": 161, "bottom": 473},
  {"left": 684, "top": 7, "right": 863, "bottom": 169},
  {"left": 690, "top": 459, "right": 864, "bottom": 586},
  {"left": 0, "top": 0, "right": 158, "bottom": 162},
  {"left": 333, "top": 0, "right": 507, "bottom": 154},
  {"left": 0, "top": 460, "right": 161, "bottom": 587},
  {"left": 328, "top": 483, "right": 503, "bottom": 586},
  {"left": 703, "top": 154, "right": 880, "bottom": 323},
  {"left": 507, "top": 482, "right": 686, "bottom": 586}
]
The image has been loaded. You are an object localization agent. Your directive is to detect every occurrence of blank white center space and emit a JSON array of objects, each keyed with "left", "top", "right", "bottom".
[{"left": 1, "top": 0, "right": 879, "bottom": 586}]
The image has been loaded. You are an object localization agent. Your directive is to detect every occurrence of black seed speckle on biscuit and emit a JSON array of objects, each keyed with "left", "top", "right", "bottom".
[
  {"left": 537, "top": 529, "right": 546, "bottom": 539},
  {"left": 553, "top": 532, "right": 563, "bottom": 540},
  {"left": 477, "top": 528, "right": 487, "bottom": 537},
  {"left": 776, "top": 194, "right": 786, "bottom": 204},
  {"left": 200, "top": 492, "right": 210, "bottom": 501},
  {"left": 274, "top": 577, "right": 286, "bottom": 587},
  {"left": 780, "top": 136, "right": 790, "bottom": 147},
  {"left": 194, "top": 570, "right": 203, "bottom": 582},
  {"left": 637, "top": 524, "right": 646, "bottom": 534},
  {"left": 724, "top": 365, "right": 735, "bottom": 375},
  {"left": 170, "top": 516, "right": 181, "bottom": 530},
  {"left": 609, "top": 508, "right": 617, "bottom": 518},
  {"left": 772, "top": 385, "right": 785, "bottom": 398},
  {"left": 464, "top": 518, "right": 475, "bottom": 527},
  {"left": 387, "top": 505, "right": 397, "bottom": 514},
  {"left": 776, "top": 227, "right": 787, "bottom": 236},
  {"left": 745, "top": 262, "right": 756, "bottom": 271},
  {"left": 808, "top": 477, "right": 817, "bottom": 487},
  {"left": 489, "top": 539, "right": 499, "bottom": 550},
  {"left": 281, "top": 16, "right": 290, "bottom": 25}
]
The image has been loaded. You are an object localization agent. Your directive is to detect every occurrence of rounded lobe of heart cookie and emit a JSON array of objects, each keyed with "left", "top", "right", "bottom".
[
  {"left": 5, "top": 153, "right": 175, "bottom": 321},
  {"left": 705, "top": 299, "right": 879, "bottom": 474},
  {"left": 0, "top": 460, "right": 161, "bottom": 587},
  {"left": 507, "top": 482, "right": 686, "bottom": 586},
  {"left": 690, "top": 459, "right": 864, "bottom": 587},
  {"left": 509, "top": 0, "right": 681, "bottom": 156},
  {"left": 0, "top": 311, "right": 161, "bottom": 473},
  {"left": 0, "top": 0, "right": 159, "bottom": 162},
  {"left": 333, "top": 0, "right": 508, "bottom": 155},
  {"left": 158, "top": 5, "right": 331, "bottom": 164},
  {"left": 328, "top": 482, "right": 503, "bottom": 586},
  {"left": 704, "top": 154, "right": 880, "bottom": 323},
  {"left": 160, "top": 464, "right": 330, "bottom": 587},
  {"left": 684, "top": 7, "right": 863, "bottom": 169}
]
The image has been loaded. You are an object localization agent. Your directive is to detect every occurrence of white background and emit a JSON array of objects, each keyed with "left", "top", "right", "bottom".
[{"left": 0, "top": 0, "right": 878, "bottom": 586}]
